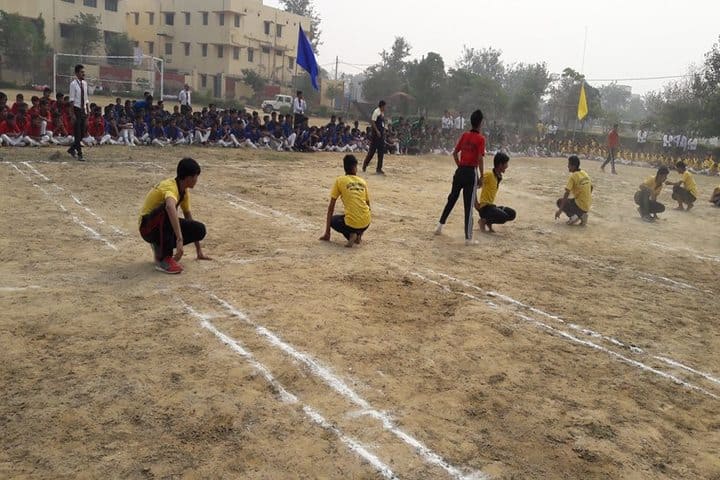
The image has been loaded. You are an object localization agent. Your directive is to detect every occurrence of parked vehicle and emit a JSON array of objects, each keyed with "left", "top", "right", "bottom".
[{"left": 261, "top": 94, "right": 293, "bottom": 113}]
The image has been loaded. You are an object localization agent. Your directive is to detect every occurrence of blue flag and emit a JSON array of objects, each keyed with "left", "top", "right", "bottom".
[{"left": 296, "top": 25, "right": 319, "bottom": 90}]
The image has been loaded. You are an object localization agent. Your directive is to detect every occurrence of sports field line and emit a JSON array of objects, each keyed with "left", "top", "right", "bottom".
[
  {"left": 181, "top": 302, "right": 398, "bottom": 480},
  {"left": 19, "top": 161, "right": 128, "bottom": 236},
  {"left": 7, "top": 163, "right": 118, "bottom": 251},
  {"left": 409, "top": 269, "right": 720, "bottom": 401},
  {"left": 0, "top": 285, "right": 42, "bottom": 292},
  {"left": 196, "top": 290, "right": 487, "bottom": 480},
  {"left": 421, "top": 267, "right": 720, "bottom": 388},
  {"left": 648, "top": 241, "right": 720, "bottom": 263}
]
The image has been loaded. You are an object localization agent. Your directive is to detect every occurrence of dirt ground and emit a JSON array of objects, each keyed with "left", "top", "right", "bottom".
[{"left": 1, "top": 145, "right": 719, "bottom": 480}]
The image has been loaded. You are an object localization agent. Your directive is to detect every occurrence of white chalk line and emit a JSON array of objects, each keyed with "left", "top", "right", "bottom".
[
  {"left": 649, "top": 241, "right": 720, "bottom": 263},
  {"left": 224, "top": 192, "right": 316, "bottom": 231},
  {"left": 7, "top": 164, "right": 118, "bottom": 250},
  {"left": 19, "top": 161, "right": 128, "bottom": 236},
  {"left": 410, "top": 269, "right": 720, "bottom": 399},
  {"left": 0, "top": 285, "right": 42, "bottom": 292},
  {"left": 202, "top": 291, "right": 486, "bottom": 480},
  {"left": 181, "top": 302, "right": 397, "bottom": 480}
]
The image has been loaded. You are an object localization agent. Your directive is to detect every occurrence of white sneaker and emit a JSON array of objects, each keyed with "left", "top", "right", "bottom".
[
  {"left": 465, "top": 238, "right": 479, "bottom": 246},
  {"left": 434, "top": 223, "right": 443, "bottom": 235},
  {"left": 566, "top": 215, "right": 580, "bottom": 225}
]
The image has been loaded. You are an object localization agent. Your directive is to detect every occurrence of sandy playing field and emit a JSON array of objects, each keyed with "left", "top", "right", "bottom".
[{"left": 1, "top": 146, "right": 718, "bottom": 479}]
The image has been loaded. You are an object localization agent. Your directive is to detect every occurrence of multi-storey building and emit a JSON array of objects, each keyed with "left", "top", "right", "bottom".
[{"left": 125, "top": 0, "right": 311, "bottom": 98}]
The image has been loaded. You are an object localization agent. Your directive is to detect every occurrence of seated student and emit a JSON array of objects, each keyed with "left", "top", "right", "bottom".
[
  {"left": 118, "top": 115, "right": 139, "bottom": 146},
  {"left": 138, "top": 157, "right": 211, "bottom": 274},
  {"left": 134, "top": 114, "right": 150, "bottom": 145},
  {"left": 0, "top": 114, "right": 26, "bottom": 146},
  {"left": 710, "top": 185, "right": 720, "bottom": 207},
  {"left": 216, "top": 123, "right": 240, "bottom": 148},
  {"left": 635, "top": 166, "right": 669, "bottom": 222},
  {"left": 164, "top": 118, "right": 185, "bottom": 145},
  {"left": 555, "top": 155, "right": 593, "bottom": 226},
  {"left": 49, "top": 112, "right": 74, "bottom": 146},
  {"left": 666, "top": 161, "right": 698, "bottom": 211},
  {"left": 150, "top": 118, "right": 169, "bottom": 147},
  {"left": 475, "top": 152, "right": 516, "bottom": 233},
  {"left": 319, "top": 154, "right": 371, "bottom": 248}
]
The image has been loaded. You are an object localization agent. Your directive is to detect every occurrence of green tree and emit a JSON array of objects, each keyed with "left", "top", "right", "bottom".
[
  {"left": 598, "top": 83, "right": 632, "bottom": 122},
  {"left": 406, "top": 52, "right": 446, "bottom": 115},
  {"left": 504, "top": 62, "right": 551, "bottom": 126},
  {"left": 446, "top": 68, "right": 506, "bottom": 120},
  {"left": 64, "top": 13, "right": 102, "bottom": 56},
  {"left": 546, "top": 68, "right": 601, "bottom": 128},
  {"left": 362, "top": 37, "right": 412, "bottom": 102},
  {"left": 0, "top": 11, "right": 52, "bottom": 82},
  {"left": 105, "top": 32, "right": 134, "bottom": 58},
  {"left": 242, "top": 69, "right": 267, "bottom": 100},
  {"left": 455, "top": 45, "right": 505, "bottom": 82},
  {"left": 279, "top": 0, "right": 321, "bottom": 53}
]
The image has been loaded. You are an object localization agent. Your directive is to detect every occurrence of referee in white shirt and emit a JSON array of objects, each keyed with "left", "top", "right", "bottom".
[
  {"left": 292, "top": 90, "right": 306, "bottom": 128},
  {"left": 68, "top": 64, "right": 89, "bottom": 161},
  {"left": 178, "top": 84, "right": 192, "bottom": 115}
]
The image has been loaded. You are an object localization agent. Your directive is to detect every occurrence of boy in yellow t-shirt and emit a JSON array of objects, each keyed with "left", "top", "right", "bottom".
[
  {"left": 475, "top": 152, "right": 516, "bottom": 233},
  {"left": 320, "top": 154, "right": 371, "bottom": 248},
  {"left": 556, "top": 155, "right": 593, "bottom": 226},
  {"left": 666, "top": 161, "right": 698, "bottom": 211},
  {"left": 635, "top": 166, "right": 669, "bottom": 222}
]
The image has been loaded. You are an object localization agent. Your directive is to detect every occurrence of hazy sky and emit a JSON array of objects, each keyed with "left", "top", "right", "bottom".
[{"left": 266, "top": 0, "right": 719, "bottom": 95}]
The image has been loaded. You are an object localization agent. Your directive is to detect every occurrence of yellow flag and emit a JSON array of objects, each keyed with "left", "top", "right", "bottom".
[{"left": 577, "top": 83, "right": 588, "bottom": 120}]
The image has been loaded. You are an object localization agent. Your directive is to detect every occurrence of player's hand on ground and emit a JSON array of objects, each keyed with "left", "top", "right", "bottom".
[
  {"left": 174, "top": 242, "right": 184, "bottom": 261},
  {"left": 319, "top": 233, "right": 331, "bottom": 241},
  {"left": 196, "top": 252, "right": 212, "bottom": 260},
  {"left": 554, "top": 210, "right": 561, "bottom": 220}
]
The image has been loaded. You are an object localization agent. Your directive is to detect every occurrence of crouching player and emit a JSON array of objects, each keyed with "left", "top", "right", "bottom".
[
  {"left": 138, "top": 158, "right": 211, "bottom": 273},
  {"left": 319, "top": 154, "right": 371, "bottom": 248},
  {"left": 475, "top": 152, "right": 516, "bottom": 232},
  {"left": 556, "top": 155, "right": 593, "bottom": 226}
]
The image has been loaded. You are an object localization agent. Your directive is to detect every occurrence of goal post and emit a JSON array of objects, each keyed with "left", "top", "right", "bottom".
[{"left": 53, "top": 53, "right": 164, "bottom": 101}]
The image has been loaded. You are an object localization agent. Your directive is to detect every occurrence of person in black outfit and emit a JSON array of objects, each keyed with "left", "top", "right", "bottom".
[
  {"left": 68, "top": 64, "right": 88, "bottom": 161},
  {"left": 362, "top": 100, "right": 386, "bottom": 175}
]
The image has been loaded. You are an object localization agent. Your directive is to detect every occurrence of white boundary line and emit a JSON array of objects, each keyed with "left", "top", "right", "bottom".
[
  {"left": 410, "top": 269, "right": 720, "bottom": 400},
  {"left": 0, "top": 286, "right": 42, "bottom": 292},
  {"left": 649, "top": 241, "right": 720, "bottom": 263},
  {"left": 19, "top": 161, "right": 128, "bottom": 236},
  {"left": 182, "top": 303, "right": 397, "bottom": 480},
  {"left": 7, "top": 164, "right": 118, "bottom": 250},
  {"left": 225, "top": 193, "right": 317, "bottom": 231},
  {"left": 202, "top": 291, "right": 487, "bottom": 480}
]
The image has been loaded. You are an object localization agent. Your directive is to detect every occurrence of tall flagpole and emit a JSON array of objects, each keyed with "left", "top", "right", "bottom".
[{"left": 575, "top": 26, "right": 588, "bottom": 138}]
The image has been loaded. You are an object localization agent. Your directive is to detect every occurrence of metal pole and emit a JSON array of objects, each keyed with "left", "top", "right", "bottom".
[
  {"left": 52, "top": 53, "right": 57, "bottom": 96},
  {"left": 160, "top": 57, "right": 164, "bottom": 100}
]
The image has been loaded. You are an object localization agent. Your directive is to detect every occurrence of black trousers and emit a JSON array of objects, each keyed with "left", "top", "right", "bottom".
[
  {"left": 601, "top": 147, "right": 617, "bottom": 171},
  {"left": 331, "top": 215, "right": 368, "bottom": 240},
  {"left": 180, "top": 104, "right": 192, "bottom": 115},
  {"left": 439, "top": 166, "right": 478, "bottom": 239},
  {"left": 671, "top": 185, "right": 696, "bottom": 205},
  {"left": 556, "top": 198, "right": 586, "bottom": 218},
  {"left": 478, "top": 205, "right": 516, "bottom": 225},
  {"left": 71, "top": 107, "right": 86, "bottom": 156},
  {"left": 363, "top": 135, "right": 385, "bottom": 172},
  {"left": 293, "top": 113, "right": 305, "bottom": 129},
  {"left": 634, "top": 190, "right": 665, "bottom": 216},
  {"left": 139, "top": 205, "right": 206, "bottom": 261}
]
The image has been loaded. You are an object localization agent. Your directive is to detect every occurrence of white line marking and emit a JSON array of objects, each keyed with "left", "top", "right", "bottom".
[
  {"left": 226, "top": 256, "right": 276, "bottom": 265},
  {"left": 225, "top": 193, "right": 316, "bottom": 231},
  {"left": 8, "top": 164, "right": 118, "bottom": 250},
  {"left": 649, "top": 241, "right": 720, "bottom": 263},
  {"left": 21, "top": 161, "right": 50, "bottom": 181},
  {"left": 206, "top": 292, "right": 486, "bottom": 480},
  {"left": 0, "top": 286, "right": 42, "bottom": 292},
  {"left": 410, "top": 270, "right": 720, "bottom": 400},
  {"left": 183, "top": 303, "right": 397, "bottom": 480},
  {"left": 653, "top": 356, "right": 720, "bottom": 388}
]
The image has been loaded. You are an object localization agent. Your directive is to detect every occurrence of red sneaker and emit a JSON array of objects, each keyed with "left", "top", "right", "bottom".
[{"left": 155, "top": 256, "right": 183, "bottom": 274}]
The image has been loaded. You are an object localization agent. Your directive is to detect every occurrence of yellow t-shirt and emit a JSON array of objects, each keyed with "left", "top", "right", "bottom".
[
  {"left": 139, "top": 177, "right": 190, "bottom": 225},
  {"left": 642, "top": 176, "right": 663, "bottom": 198},
  {"left": 478, "top": 170, "right": 500, "bottom": 208},
  {"left": 682, "top": 171, "right": 697, "bottom": 198},
  {"left": 330, "top": 175, "right": 370, "bottom": 229},
  {"left": 566, "top": 170, "right": 592, "bottom": 212}
]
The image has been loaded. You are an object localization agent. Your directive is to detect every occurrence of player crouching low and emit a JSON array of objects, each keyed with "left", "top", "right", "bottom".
[
  {"left": 556, "top": 155, "right": 593, "bottom": 226},
  {"left": 475, "top": 152, "right": 516, "bottom": 233}
]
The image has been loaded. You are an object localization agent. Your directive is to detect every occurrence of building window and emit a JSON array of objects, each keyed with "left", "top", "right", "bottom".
[
  {"left": 288, "top": 57, "right": 294, "bottom": 69},
  {"left": 183, "top": 42, "right": 190, "bottom": 56},
  {"left": 201, "top": 43, "right": 207, "bottom": 57},
  {"left": 200, "top": 74, "right": 207, "bottom": 88},
  {"left": 148, "top": 12, "right": 154, "bottom": 25},
  {"left": 276, "top": 24, "right": 282, "bottom": 37},
  {"left": 217, "top": 45, "right": 223, "bottom": 58},
  {"left": 133, "top": 41, "right": 139, "bottom": 48},
  {"left": 83, "top": 0, "right": 97, "bottom": 7},
  {"left": 104, "top": 0, "right": 117, "bottom": 12},
  {"left": 202, "top": 12, "right": 208, "bottom": 25},
  {"left": 264, "top": 21, "right": 271, "bottom": 35},
  {"left": 261, "top": 46, "right": 271, "bottom": 54},
  {"left": 248, "top": 48, "right": 254, "bottom": 63},
  {"left": 234, "top": 14, "right": 240, "bottom": 28},
  {"left": 275, "top": 49, "right": 283, "bottom": 56},
  {"left": 146, "top": 41, "right": 154, "bottom": 55},
  {"left": 61, "top": 0, "right": 74, "bottom": 3},
  {"left": 233, "top": 47, "right": 240, "bottom": 60},
  {"left": 184, "top": 12, "right": 190, "bottom": 25},
  {"left": 165, "top": 43, "right": 173, "bottom": 55},
  {"left": 164, "top": 12, "right": 174, "bottom": 25},
  {"left": 218, "top": 13, "right": 224, "bottom": 26},
  {"left": 59, "top": 24, "right": 73, "bottom": 38},
  {"left": 133, "top": 12, "right": 139, "bottom": 25}
]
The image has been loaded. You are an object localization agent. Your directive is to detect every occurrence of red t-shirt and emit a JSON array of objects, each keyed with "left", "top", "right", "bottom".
[
  {"left": 608, "top": 130, "right": 619, "bottom": 148},
  {"left": 15, "top": 115, "right": 29, "bottom": 134},
  {"left": 62, "top": 113, "right": 73, "bottom": 133},
  {"left": 28, "top": 118, "right": 42, "bottom": 137},
  {"left": 88, "top": 116, "right": 105, "bottom": 137},
  {"left": 0, "top": 121, "right": 20, "bottom": 135},
  {"left": 454, "top": 130, "right": 486, "bottom": 167}
]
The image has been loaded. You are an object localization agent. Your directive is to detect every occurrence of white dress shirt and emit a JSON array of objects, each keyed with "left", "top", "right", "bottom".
[
  {"left": 179, "top": 89, "right": 191, "bottom": 106},
  {"left": 292, "top": 97, "right": 306, "bottom": 114},
  {"left": 69, "top": 77, "right": 89, "bottom": 111}
]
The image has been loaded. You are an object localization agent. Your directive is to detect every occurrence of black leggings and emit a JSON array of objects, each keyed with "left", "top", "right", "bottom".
[
  {"left": 71, "top": 107, "right": 86, "bottom": 155},
  {"left": 478, "top": 205, "right": 516, "bottom": 225},
  {"left": 139, "top": 205, "right": 206, "bottom": 260},
  {"left": 634, "top": 190, "right": 665, "bottom": 216},
  {"left": 556, "top": 198, "right": 586, "bottom": 218},
  {"left": 363, "top": 135, "right": 385, "bottom": 172},
  {"left": 671, "top": 185, "right": 696, "bottom": 205},
  {"left": 439, "top": 166, "right": 478, "bottom": 239},
  {"left": 331, "top": 215, "right": 368, "bottom": 240}
]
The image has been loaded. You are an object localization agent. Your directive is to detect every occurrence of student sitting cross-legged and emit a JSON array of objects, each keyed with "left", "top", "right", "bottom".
[
  {"left": 319, "top": 154, "right": 371, "bottom": 248},
  {"left": 475, "top": 152, "right": 516, "bottom": 233}
]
